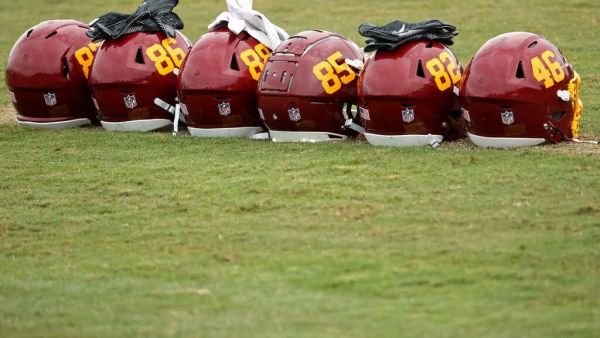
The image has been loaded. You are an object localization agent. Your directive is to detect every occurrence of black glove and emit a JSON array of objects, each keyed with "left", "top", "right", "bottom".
[
  {"left": 359, "top": 19, "right": 458, "bottom": 52},
  {"left": 87, "top": 0, "right": 184, "bottom": 41}
]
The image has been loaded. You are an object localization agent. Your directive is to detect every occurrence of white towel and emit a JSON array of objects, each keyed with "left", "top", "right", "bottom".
[{"left": 208, "top": 0, "right": 289, "bottom": 50}]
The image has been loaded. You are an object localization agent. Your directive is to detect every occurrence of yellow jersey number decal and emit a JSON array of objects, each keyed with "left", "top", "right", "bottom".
[
  {"left": 146, "top": 38, "right": 187, "bottom": 76},
  {"left": 531, "top": 50, "right": 565, "bottom": 88},
  {"left": 240, "top": 43, "right": 271, "bottom": 81},
  {"left": 312, "top": 51, "right": 356, "bottom": 95},
  {"left": 75, "top": 41, "right": 102, "bottom": 79},
  {"left": 425, "top": 51, "right": 461, "bottom": 92}
]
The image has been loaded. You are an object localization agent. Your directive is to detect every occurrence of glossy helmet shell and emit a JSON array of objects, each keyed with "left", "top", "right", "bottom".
[
  {"left": 257, "top": 30, "right": 364, "bottom": 142},
  {"left": 358, "top": 40, "right": 464, "bottom": 146},
  {"left": 89, "top": 31, "right": 192, "bottom": 132},
  {"left": 177, "top": 28, "right": 267, "bottom": 137},
  {"left": 460, "top": 32, "right": 577, "bottom": 148},
  {"left": 6, "top": 20, "right": 99, "bottom": 129}
]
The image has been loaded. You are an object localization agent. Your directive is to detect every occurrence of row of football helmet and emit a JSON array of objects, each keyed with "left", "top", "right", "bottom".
[{"left": 6, "top": 20, "right": 583, "bottom": 148}]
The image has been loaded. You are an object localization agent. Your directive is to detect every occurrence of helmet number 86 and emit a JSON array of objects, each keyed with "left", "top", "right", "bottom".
[
  {"left": 312, "top": 52, "right": 356, "bottom": 95},
  {"left": 531, "top": 50, "right": 565, "bottom": 89},
  {"left": 146, "top": 38, "right": 186, "bottom": 76},
  {"left": 425, "top": 51, "right": 461, "bottom": 92}
]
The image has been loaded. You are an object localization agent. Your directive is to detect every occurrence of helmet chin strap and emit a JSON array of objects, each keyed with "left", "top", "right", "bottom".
[{"left": 154, "top": 97, "right": 186, "bottom": 136}]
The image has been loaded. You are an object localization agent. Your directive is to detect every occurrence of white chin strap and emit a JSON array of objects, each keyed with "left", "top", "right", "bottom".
[
  {"left": 154, "top": 98, "right": 186, "bottom": 136},
  {"left": 571, "top": 138, "right": 600, "bottom": 145}
]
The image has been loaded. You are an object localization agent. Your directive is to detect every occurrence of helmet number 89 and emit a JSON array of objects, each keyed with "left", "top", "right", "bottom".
[
  {"left": 313, "top": 51, "right": 356, "bottom": 95},
  {"left": 426, "top": 51, "right": 461, "bottom": 92},
  {"left": 146, "top": 38, "right": 186, "bottom": 76},
  {"left": 240, "top": 44, "right": 271, "bottom": 81},
  {"left": 75, "top": 41, "right": 102, "bottom": 79},
  {"left": 531, "top": 50, "right": 565, "bottom": 89}
]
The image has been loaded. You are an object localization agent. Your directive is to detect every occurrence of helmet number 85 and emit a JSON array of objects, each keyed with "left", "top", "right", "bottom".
[
  {"left": 425, "top": 51, "right": 461, "bottom": 92},
  {"left": 531, "top": 50, "right": 565, "bottom": 89},
  {"left": 312, "top": 51, "right": 356, "bottom": 95},
  {"left": 146, "top": 38, "right": 186, "bottom": 76}
]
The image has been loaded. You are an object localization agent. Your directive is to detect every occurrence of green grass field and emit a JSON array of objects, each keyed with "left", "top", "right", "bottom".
[{"left": 1, "top": 0, "right": 599, "bottom": 337}]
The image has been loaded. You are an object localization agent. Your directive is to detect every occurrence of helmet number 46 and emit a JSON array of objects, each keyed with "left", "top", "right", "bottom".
[
  {"left": 531, "top": 50, "right": 565, "bottom": 89},
  {"left": 313, "top": 51, "right": 356, "bottom": 95},
  {"left": 426, "top": 51, "right": 461, "bottom": 92}
]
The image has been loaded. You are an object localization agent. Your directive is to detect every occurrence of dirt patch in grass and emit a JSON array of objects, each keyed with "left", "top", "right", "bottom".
[
  {"left": 0, "top": 105, "right": 16, "bottom": 126},
  {"left": 441, "top": 134, "right": 600, "bottom": 156}
]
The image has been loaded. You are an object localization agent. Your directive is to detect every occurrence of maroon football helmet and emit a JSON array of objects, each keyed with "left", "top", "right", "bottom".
[
  {"left": 6, "top": 20, "right": 99, "bottom": 129},
  {"left": 257, "top": 30, "right": 364, "bottom": 142},
  {"left": 89, "top": 31, "right": 192, "bottom": 132},
  {"left": 460, "top": 32, "right": 582, "bottom": 148},
  {"left": 177, "top": 28, "right": 269, "bottom": 138},
  {"left": 358, "top": 40, "right": 464, "bottom": 147}
]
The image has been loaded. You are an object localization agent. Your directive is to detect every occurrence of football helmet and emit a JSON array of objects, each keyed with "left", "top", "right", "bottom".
[
  {"left": 256, "top": 30, "right": 364, "bottom": 142},
  {"left": 460, "top": 32, "right": 582, "bottom": 148},
  {"left": 6, "top": 20, "right": 99, "bottom": 129},
  {"left": 177, "top": 28, "right": 267, "bottom": 138},
  {"left": 88, "top": 31, "right": 192, "bottom": 132},
  {"left": 357, "top": 40, "right": 464, "bottom": 147}
]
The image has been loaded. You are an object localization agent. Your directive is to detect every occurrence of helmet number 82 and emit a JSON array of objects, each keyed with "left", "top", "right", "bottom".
[
  {"left": 531, "top": 50, "right": 565, "bottom": 89},
  {"left": 312, "top": 52, "right": 356, "bottom": 95},
  {"left": 425, "top": 51, "right": 461, "bottom": 92},
  {"left": 146, "top": 38, "right": 186, "bottom": 76}
]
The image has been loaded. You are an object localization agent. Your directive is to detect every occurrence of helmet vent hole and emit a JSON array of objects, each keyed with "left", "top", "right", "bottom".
[
  {"left": 425, "top": 42, "right": 434, "bottom": 48},
  {"left": 230, "top": 53, "right": 240, "bottom": 71},
  {"left": 528, "top": 41, "right": 538, "bottom": 49},
  {"left": 45, "top": 31, "right": 58, "bottom": 39},
  {"left": 498, "top": 106, "right": 512, "bottom": 109},
  {"left": 552, "top": 111, "right": 566, "bottom": 121},
  {"left": 215, "top": 96, "right": 231, "bottom": 100},
  {"left": 281, "top": 71, "right": 287, "bottom": 83},
  {"left": 400, "top": 104, "right": 414, "bottom": 108},
  {"left": 263, "top": 69, "right": 269, "bottom": 82},
  {"left": 241, "top": 34, "right": 251, "bottom": 41},
  {"left": 416, "top": 60, "right": 425, "bottom": 78},
  {"left": 26, "top": 29, "right": 34, "bottom": 38},
  {"left": 135, "top": 47, "right": 145, "bottom": 64},
  {"left": 515, "top": 61, "right": 525, "bottom": 79},
  {"left": 62, "top": 57, "right": 70, "bottom": 79}
]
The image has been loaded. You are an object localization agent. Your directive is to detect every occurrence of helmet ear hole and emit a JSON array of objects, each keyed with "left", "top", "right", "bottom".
[
  {"left": 230, "top": 53, "right": 240, "bottom": 71},
  {"left": 135, "top": 47, "right": 145, "bottom": 64},
  {"left": 416, "top": 60, "right": 425, "bottom": 78},
  {"left": 62, "top": 57, "right": 70, "bottom": 79},
  {"left": 551, "top": 111, "right": 566, "bottom": 121},
  {"left": 516, "top": 61, "right": 525, "bottom": 79}
]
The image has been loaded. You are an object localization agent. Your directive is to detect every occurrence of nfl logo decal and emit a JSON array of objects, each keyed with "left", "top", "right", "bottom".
[
  {"left": 124, "top": 95, "right": 137, "bottom": 109},
  {"left": 181, "top": 103, "right": 189, "bottom": 116},
  {"left": 44, "top": 93, "right": 57, "bottom": 107},
  {"left": 462, "top": 108, "right": 471, "bottom": 122},
  {"left": 288, "top": 107, "right": 301, "bottom": 122},
  {"left": 360, "top": 107, "right": 370, "bottom": 121},
  {"left": 8, "top": 90, "right": 17, "bottom": 103},
  {"left": 402, "top": 108, "right": 415, "bottom": 123},
  {"left": 501, "top": 111, "right": 515, "bottom": 125},
  {"left": 218, "top": 102, "right": 231, "bottom": 116}
]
